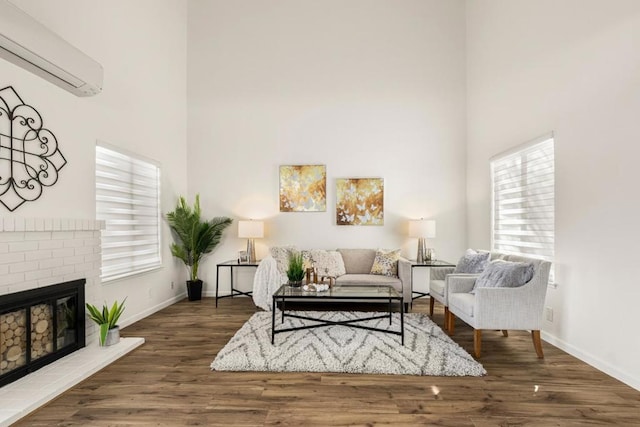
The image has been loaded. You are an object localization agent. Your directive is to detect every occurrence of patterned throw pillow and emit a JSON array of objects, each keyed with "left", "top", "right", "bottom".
[
  {"left": 269, "top": 246, "right": 298, "bottom": 274},
  {"left": 473, "top": 259, "right": 535, "bottom": 291},
  {"left": 310, "top": 250, "right": 346, "bottom": 277},
  {"left": 370, "top": 248, "right": 401, "bottom": 277},
  {"left": 300, "top": 250, "right": 314, "bottom": 270},
  {"left": 453, "top": 249, "right": 490, "bottom": 274}
]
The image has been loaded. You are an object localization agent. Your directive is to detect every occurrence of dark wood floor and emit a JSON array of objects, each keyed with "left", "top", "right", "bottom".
[{"left": 15, "top": 297, "right": 640, "bottom": 426}]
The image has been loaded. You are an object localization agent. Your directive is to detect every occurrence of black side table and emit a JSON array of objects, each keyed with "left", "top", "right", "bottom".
[
  {"left": 215, "top": 260, "right": 260, "bottom": 307},
  {"left": 410, "top": 259, "right": 456, "bottom": 301}
]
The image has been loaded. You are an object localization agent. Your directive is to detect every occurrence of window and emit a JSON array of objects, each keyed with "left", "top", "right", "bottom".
[
  {"left": 491, "top": 134, "right": 554, "bottom": 273},
  {"left": 96, "top": 143, "right": 161, "bottom": 282}
]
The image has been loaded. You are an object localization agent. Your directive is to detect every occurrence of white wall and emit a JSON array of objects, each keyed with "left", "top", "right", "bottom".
[
  {"left": 466, "top": 0, "right": 640, "bottom": 389},
  {"left": 1, "top": 0, "right": 188, "bottom": 325},
  {"left": 187, "top": 0, "right": 468, "bottom": 293}
]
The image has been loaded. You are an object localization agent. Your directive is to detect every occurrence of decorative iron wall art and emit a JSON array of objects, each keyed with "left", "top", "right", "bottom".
[
  {"left": 0, "top": 86, "right": 66, "bottom": 211},
  {"left": 279, "top": 165, "right": 326, "bottom": 212},
  {"left": 336, "top": 178, "right": 384, "bottom": 226}
]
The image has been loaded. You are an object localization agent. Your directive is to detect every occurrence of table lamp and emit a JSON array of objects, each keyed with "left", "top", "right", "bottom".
[
  {"left": 409, "top": 219, "right": 436, "bottom": 263},
  {"left": 238, "top": 220, "right": 264, "bottom": 263}
]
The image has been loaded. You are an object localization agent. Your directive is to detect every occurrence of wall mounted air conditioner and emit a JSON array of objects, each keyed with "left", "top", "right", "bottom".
[{"left": 0, "top": 0, "right": 103, "bottom": 96}]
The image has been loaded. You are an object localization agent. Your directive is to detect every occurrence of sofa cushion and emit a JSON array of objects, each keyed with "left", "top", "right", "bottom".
[
  {"left": 473, "top": 259, "right": 535, "bottom": 291},
  {"left": 370, "top": 248, "right": 400, "bottom": 277},
  {"left": 335, "top": 274, "right": 402, "bottom": 293},
  {"left": 269, "top": 246, "right": 298, "bottom": 274},
  {"left": 311, "top": 249, "right": 346, "bottom": 277},
  {"left": 454, "top": 249, "right": 490, "bottom": 274},
  {"left": 337, "top": 249, "right": 376, "bottom": 274}
]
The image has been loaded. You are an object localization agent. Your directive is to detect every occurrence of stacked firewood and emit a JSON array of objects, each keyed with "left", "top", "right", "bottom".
[
  {"left": 1, "top": 309, "right": 27, "bottom": 373},
  {"left": 1, "top": 304, "right": 54, "bottom": 374},
  {"left": 30, "top": 304, "right": 54, "bottom": 360}
]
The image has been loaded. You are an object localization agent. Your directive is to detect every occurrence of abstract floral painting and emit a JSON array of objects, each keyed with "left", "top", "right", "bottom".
[
  {"left": 279, "top": 165, "right": 326, "bottom": 212},
  {"left": 336, "top": 178, "right": 384, "bottom": 225}
]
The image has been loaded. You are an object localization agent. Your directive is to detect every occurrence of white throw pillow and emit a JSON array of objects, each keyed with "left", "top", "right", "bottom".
[
  {"left": 269, "top": 246, "right": 298, "bottom": 274},
  {"left": 310, "top": 250, "right": 346, "bottom": 277}
]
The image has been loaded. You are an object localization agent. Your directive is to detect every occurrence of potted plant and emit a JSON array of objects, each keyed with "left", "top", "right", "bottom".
[
  {"left": 166, "top": 194, "right": 233, "bottom": 301},
  {"left": 85, "top": 298, "right": 126, "bottom": 346},
  {"left": 287, "top": 252, "right": 305, "bottom": 287}
]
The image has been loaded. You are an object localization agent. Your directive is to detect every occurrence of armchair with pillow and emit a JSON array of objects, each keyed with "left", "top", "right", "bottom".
[
  {"left": 446, "top": 253, "right": 551, "bottom": 358},
  {"left": 429, "top": 249, "right": 490, "bottom": 329},
  {"left": 252, "top": 247, "right": 412, "bottom": 311}
]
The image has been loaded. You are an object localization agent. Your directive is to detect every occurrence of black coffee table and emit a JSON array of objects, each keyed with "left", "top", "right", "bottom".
[{"left": 271, "top": 284, "right": 404, "bottom": 345}]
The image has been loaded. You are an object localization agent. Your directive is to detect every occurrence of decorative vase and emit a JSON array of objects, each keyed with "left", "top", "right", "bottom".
[
  {"left": 288, "top": 280, "right": 303, "bottom": 288},
  {"left": 186, "top": 279, "right": 203, "bottom": 301},
  {"left": 105, "top": 326, "right": 120, "bottom": 346},
  {"left": 98, "top": 324, "right": 120, "bottom": 346}
]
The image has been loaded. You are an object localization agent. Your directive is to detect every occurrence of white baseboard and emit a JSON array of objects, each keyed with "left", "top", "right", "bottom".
[
  {"left": 542, "top": 331, "right": 640, "bottom": 391},
  {"left": 119, "top": 293, "right": 187, "bottom": 329}
]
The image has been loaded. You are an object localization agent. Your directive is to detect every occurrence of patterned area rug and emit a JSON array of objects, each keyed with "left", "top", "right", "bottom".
[{"left": 211, "top": 311, "right": 486, "bottom": 376}]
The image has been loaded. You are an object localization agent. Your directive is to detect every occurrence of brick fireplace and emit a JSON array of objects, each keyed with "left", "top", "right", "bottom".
[
  {"left": 0, "top": 218, "right": 145, "bottom": 425},
  {"left": 0, "top": 218, "right": 104, "bottom": 377},
  {"left": 0, "top": 279, "right": 86, "bottom": 387}
]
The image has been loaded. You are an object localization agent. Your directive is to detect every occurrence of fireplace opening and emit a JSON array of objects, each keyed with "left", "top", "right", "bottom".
[{"left": 0, "top": 279, "right": 86, "bottom": 387}]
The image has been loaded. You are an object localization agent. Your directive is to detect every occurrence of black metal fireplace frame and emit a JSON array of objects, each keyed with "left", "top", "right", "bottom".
[{"left": 0, "top": 278, "right": 86, "bottom": 387}]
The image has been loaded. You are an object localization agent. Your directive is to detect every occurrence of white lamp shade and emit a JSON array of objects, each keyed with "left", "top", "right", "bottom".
[
  {"left": 409, "top": 219, "right": 436, "bottom": 238},
  {"left": 238, "top": 220, "right": 264, "bottom": 238}
]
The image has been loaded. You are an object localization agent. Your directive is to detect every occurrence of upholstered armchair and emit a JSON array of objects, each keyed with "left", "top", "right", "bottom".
[
  {"left": 446, "top": 254, "right": 551, "bottom": 358},
  {"left": 429, "top": 268, "right": 479, "bottom": 329},
  {"left": 429, "top": 249, "right": 490, "bottom": 329}
]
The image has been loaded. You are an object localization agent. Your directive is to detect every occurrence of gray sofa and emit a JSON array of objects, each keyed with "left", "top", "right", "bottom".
[
  {"left": 252, "top": 248, "right": 412, "bottom": 311},
  {"left": 336, "top": 249, "right": 412, "bottom": 309}
]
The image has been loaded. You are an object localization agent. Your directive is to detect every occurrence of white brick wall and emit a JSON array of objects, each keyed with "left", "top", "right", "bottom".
[{"left": 0, "top": 218, "right": 105, "bottom": 342}]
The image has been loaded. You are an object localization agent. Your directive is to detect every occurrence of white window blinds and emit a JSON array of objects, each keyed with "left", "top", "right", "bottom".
[
  {"left": 96, "top": 144, "right": 161, "bottom": 282},
  {"left": 491, "top": 135, "right": 554, "bottom": 263}
]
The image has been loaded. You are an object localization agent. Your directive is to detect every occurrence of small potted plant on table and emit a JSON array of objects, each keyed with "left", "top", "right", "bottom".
[{"left": 287, "top": 252, "right": 305, "bottom": 287}]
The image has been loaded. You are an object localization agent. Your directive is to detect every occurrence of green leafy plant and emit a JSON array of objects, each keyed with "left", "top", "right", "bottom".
[
  {"left": 86, "top": 299, "right": 126, "bottom": 345},
  {"left": 86, "top": 299, "right": 126, "bottom": 329},
  {"left": 287, "top": 252, "right": 305, "bottom": 282},
  {"left": 166, "top": 194, "right": 233, "bottom": 281}
]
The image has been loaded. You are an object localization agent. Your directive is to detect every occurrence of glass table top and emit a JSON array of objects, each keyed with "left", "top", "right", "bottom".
[{"left": 273, "top": 284, "right": 400, "bottom": 299}]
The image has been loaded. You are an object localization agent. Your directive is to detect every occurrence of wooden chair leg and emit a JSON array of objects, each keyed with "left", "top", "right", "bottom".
[
  {"left": 447, "top": 311, "right": 455, "bottom": 335},
  {"left": 429, "top": 297, "right": 435, "bottom": 316},
  {"left": 502, "top": 330, "right": 508, "bottom": 337},
  {"left": 443, "top": 306, "right": 449, "bottom": 330},
  {"left": 532, "top": 330, "right": 544, "bottom": 358},
  {"left": 474, "top": 329, "right": 482, "bottom": 358}
]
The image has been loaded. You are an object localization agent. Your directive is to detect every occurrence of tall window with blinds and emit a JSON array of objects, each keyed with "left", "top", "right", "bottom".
[
  {"left": 96, "top": 144, "right": 161, "bottom": 282},
  {"left": 491, "top": 135, "right": 554, "bottom": 268}
]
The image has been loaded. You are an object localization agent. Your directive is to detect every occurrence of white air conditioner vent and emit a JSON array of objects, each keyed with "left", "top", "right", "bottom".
[{"left": 0, "top": 0, "right": 103, "bottom": 96}]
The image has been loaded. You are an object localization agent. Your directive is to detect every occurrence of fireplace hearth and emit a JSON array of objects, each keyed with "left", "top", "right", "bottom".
[{"left": 0, "top": 279, "right": 85, "bottom": 387}]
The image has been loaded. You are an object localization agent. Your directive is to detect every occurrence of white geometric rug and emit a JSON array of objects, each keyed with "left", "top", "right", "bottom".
[{"left": 211, "top": 311, "right": 486, "bottom": 376}]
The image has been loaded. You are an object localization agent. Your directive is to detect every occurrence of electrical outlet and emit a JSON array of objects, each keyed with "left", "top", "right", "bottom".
[
  {"left": 171, "top": 281, "right": 174, "bottom": 289},
  {"left": 545, "top": 307, "right": 553, "bottom": 322}
]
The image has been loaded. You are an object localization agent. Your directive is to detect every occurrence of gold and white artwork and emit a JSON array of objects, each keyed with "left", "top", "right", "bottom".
[
  {"left": 279, "top": 165, "right": 326, "bottom": 212},
  {"left": 336, "top": 178, "right": 384, "bottom": 226}
]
